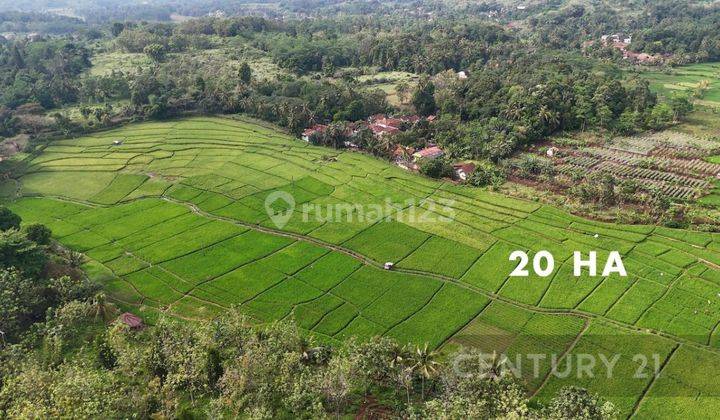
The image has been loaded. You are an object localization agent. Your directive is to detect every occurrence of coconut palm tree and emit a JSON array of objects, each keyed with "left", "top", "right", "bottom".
[
  {"left": 539, "top": 105, "right": 560, "bottom": 130},
  {"left": 87, "top": 292, "right": 119, "bottom": 322},
  {"left": 408, "top": 343, "right": 441, "bottom": 400},
  {"left": 482, "top": 351, "right": 509, "bottom": 381}
]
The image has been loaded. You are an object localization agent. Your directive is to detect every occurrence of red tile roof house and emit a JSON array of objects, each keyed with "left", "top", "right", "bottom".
[
  {"left": 413, "top": 146, "right": 444, "bottom": 162},
  {"left": 368, "top": 114, "right": 422, "bottom": 132},
  {"left": 375, "top": 117, "right": 404, "bottom": 128},
  {"left": 301, "top": 124, "right": 327, "bottom": 142},
  {"left": 623, "top": 50, "right": 661, "bottom": 64},
  {"left": 369, "top": 123, "right": 400, "bottom": 137},
  {"left": 393, "top": 145, "right": 417, "bottom": 171},
  {"left": 453, "top": 162, "right": 477, "bottom": 181}
]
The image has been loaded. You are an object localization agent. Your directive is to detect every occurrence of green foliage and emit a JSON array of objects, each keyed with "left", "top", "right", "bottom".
[
  {"left": 570, "top": 172, "right": 618, "bottom": 207},
  {"left": 0, "top": 206, "right": 21, "bottom": 231},
  {"left": 0, "top": 268, "right": 45, "bottom": 341},
  {"left": 0, "top": 40, "right": 90, "bottom": 108},
  {"left": 412, "top": 77, "right": 436, "bottom": 116},
  {"left": 544, "top": 386, "right": 617, "bottom": 419},
  {"left": 419, "top": 157, "right": 453, "bottom": 179},
  {"left": 0, "top": 228, "right": 47, "bottom": 277},
  {"left": 111, "top": 22, "right": 125, "bottom": 37},
  {"left": 467, "top": 162, "right": 506, "bottom": 188},
  {"left": 24, "top": 223, "right": 51, "bottom": 245},
  {"left": 238, "top": 62, "right": 252, "bottom": 84},
  {"left": 0, "top": 362, "right": 140, "bottom": 418},
  {"left": 509, "top": 155, "right": 554, "bottom": 179},
  {"left": 648, "top": 103, "right": 674, "bottom": 129},
  {"left": 143, "top": 43, "right": 166, "bottom": 62},
  {"left": 0, "top": 306, "right": 616, "bottom": 418},
  {"left": 309, "top": 122, "right": 349, "bottom": 149},
  {"left": 0, "top": 106, "right": 18, "bottom": 137}
]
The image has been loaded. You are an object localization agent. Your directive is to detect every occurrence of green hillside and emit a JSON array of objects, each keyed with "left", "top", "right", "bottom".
[{"left": 4, "top": 116, "right": 720, "bottom": 417}]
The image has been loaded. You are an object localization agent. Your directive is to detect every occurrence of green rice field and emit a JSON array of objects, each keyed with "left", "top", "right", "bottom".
[
  {"left": 4, "top": 116, "right": 720, "bottom": 417},
  {"left": 642, "top": 62, "right": 720, "bottom": 108}
]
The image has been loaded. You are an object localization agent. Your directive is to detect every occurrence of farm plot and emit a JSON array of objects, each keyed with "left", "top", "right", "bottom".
[
  {"left": 642, "top": 62, "right": 720, "bottom": 110},
  {"left": 445, "top": 301, "right": 587, "bottom": 391},
  {"left": 545, "top": 128, "right": 720, "bottom": 201},
  {"left": 8, "top": 116, "right": 720, "bottom": 414},
  {"left": 534, "top": 321, "right": 677, "bottom": 418}
]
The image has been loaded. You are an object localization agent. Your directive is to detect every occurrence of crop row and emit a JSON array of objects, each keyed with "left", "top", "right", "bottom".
[
  {"left": 560, "top": 154, "right": 599, "bottom": 168},
  {"left": 583, "top": 146, "right": 720, "bottom": 176},
  {"left": 595, "top": 161, "right": 709, "bottom": 189}
]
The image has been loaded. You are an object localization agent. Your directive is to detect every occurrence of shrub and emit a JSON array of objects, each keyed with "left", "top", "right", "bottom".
[
  {"left": 0, "top": 206, "right": 21, "bottom": 231},
  {"left": 25, "top": 223, "right": 52, "bottom": 245},
  {"left": 419, "top": 158, "right": 453, "bottom": 179},
  {"left": 467, "top": 163, "right": 506, "bottom": 188}
]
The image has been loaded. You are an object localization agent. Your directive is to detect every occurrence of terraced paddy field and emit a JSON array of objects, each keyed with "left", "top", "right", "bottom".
[
  {"left": 4, "top": 116, "right": 720, "bottom": 416},
  {"left": 642, "top": 62, "right": 720, "bottom": 109}
]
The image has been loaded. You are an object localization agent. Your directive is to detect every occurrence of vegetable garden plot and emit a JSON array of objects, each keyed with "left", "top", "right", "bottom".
[{"left": 544, "top": 125, "right": 720, "bottom": 203}]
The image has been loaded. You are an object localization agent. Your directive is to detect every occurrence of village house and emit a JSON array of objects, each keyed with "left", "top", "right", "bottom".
[
  {"left": 392, "top": 145, "right": 417, "bottom": 171},
  {"left": 600, "top": 33, "right": 661, "bottom": 64},
  {"left": 301, "top": 124, "right": 327, "bottom": 142},
  {"left": 624, "top": 51, "right": 660, "bottom": 64},
  {"left": 369, "top": 123, "right": 400, "bottom": 137},
  {"left": 365, "top": 114, "right": 426, "bottom": 137},
  {"left": 453, "top": 162, "right": 476, "bottom": 181},
  {"left": 413, "top": 146, "right": 444, "bottom": 162}
]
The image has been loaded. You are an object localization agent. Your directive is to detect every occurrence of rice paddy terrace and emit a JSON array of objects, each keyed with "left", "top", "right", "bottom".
[
  {"left": 642, "top": 62, "right": 720, "bottom": 109},
  {"left": 4, "top": 116, "right": 720, "bottom": 417}
]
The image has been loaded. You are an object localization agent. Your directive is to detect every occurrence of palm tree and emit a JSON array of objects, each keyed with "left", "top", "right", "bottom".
[
  {"left": 87, "top": 292, "right": 119, "bottom": 322},
  {"left": 539, "top": 105, "right": 560, "bottom": 130},
  {"left": 396, "top": 81, "right": 410, "bottom": 104},
  {"left": 482, "top": 351, "right": 509, "bottom": 381},
  {"left": 389, "top": 343, "right": 410, "bottom": 371},
  {"left": 408, "top": 343, "right": 441, "bottom": 400},
  {"left": 398, "top": 368, "right": 413, "bottom": 405}
]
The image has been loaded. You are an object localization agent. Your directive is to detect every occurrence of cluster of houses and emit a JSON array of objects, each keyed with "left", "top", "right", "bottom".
[
  {"left": 0, "top": 32, "right": 42, "bottom": 41},
  {"left": 301, "top": 113, "right": 475, "bottom": 182},
  {"left": 593, "top": 33, "right": 663, "bottom": 64},
  {"left": 392, "top": 144, "right": 476, "bottom": 181},
  {"left": 301, "top": 114, "right": 437, "bottom": 142}
]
